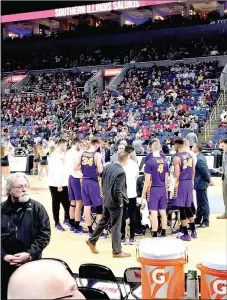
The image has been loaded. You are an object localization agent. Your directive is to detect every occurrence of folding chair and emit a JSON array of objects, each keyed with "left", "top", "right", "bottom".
[
  {"left": 41, "top": 258, "right": 75, "bottom": 278},
  {"left": 123, "top": 267, "right": 141, "bottom": 300},
  {"left": 90, "top": 206, "right": 111, "bottom": 236},
  {"left": 157, "top": 202, "right": 180, "bottom": 234},
  {"left": 79, "top": 263, "right": 127, "bottom": 299},
  {"left": 167, "top": 202, "right": 181, "bottom": 232},
  {"left": 91, "top": 206, "right": 98, "bottom": 229},
  {"left": 78, "top": 287, "right": 110, "bottom": 299}
]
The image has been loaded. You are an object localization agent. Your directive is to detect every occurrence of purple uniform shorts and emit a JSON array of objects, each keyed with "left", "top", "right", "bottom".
[
  {"left": 173, "top": 180, "right": 193, "bottom": 207},
  {"left": 68, "top": 176, "right": 82, "bottom": 201},
  {"left": 148, "top": 186, "right": 167, "bottom": 211},
  {"left": 81, "top": 178, "right": 103, "bottom": 207}
]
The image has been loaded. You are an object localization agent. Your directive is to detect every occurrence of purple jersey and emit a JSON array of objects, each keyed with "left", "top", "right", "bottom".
[
  {"left": 145, "top": 156, "right": 168, "bottom": 187},
  {"left": 81, "top": 151, "right": 99, "bottom": 181},
  {"left": 145, "top": 152, "right": 166, "bottom": 163},
  {"left": 176, "top": 152, "right": 193, "bottom": 181}
]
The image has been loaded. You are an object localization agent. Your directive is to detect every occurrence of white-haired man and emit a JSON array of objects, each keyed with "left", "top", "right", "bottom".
[
  {"left": 7, "top": 259, "right": 85, "bottom": 299},
  {"left": 1, "top": 173, "right": 51, "bottom": 299}
]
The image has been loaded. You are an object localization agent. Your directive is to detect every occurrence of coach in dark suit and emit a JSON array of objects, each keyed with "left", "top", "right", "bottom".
[
  {"left": 98, "top": 137, "right": 111, "bottom": 164},
  {"left": 192, "top": 144, "right": 214, "bottom": 227},
  {"left": 86, "top": 152, "right": 131, "bottom": 258}
]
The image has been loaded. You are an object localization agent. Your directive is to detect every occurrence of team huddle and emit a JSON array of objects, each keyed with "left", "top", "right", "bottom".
[
  {"left": 48, "top": 136, "right": 197, "bottom": 245},
  {"left": 141, "top": 138, "right": 197, "bottom": 241}
]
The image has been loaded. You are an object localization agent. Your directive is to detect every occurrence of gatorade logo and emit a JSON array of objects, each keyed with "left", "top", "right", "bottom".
[
  {"left": 147, "top": 267, "right": 172, "bottom": 298},
  {"left": 152, "top": 269, "right": 165, "bottom": 284},
  {"left": 212, "top": 279, "right": 227, "bottom": 296}
]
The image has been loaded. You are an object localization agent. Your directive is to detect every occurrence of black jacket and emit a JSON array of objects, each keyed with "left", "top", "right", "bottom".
[
  {"left": 102, "top": 163, "right": 128, "bottom": 208},
  {"left": 1, "top": 198, "right": 51, "bottom": 260},
  {"left": 136, "top": 175, "right": 145, "bottom": 197},
  {"left": 98, "top": 147, "right": 111, "bottom": 163}
]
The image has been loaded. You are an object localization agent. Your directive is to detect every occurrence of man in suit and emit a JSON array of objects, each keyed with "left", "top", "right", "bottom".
[
  {"left": 86, "top": 152, "right": 131, "bottom": 258},
  {"left": 215, "top": 139, "right": 227, "bottom": 219},
  {"left": 98, "top": 137, "right": 111, "bottom": 165},
  {"left": 192, "top": 144, "right": 214, "bottom": 227}
]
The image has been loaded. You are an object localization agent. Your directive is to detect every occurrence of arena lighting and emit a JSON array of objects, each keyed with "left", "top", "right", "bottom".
[
  {"left": 104, "top": 68, "right": 122, "bottom": 77},
  {"left": 1, "top": 0, "right": 176, "bottom": 23},
  {"left": 8, "top": 74, "right": 26, "bottom": 83}
]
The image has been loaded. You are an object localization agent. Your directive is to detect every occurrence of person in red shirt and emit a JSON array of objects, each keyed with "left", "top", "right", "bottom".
[
  {"left": 146, "top": 100, "right": 153, "bottom": 108},
  {"left": 141, "top": 126, "right": 150, "bottom": 138},
  {"left": 169, "top": 121, "right": 176, "bottom": 130}
]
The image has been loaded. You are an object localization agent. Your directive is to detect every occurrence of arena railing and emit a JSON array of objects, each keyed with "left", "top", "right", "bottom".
[
  {"left": 80, "top": 54, "right": 85, "bottom": 66},
  {"left": 204, "top": 84, "right": 227, "bottom": 140},
  {"left": 61, "top": 112, "right": 72, "bottom": 128},
  {"left": 88, "top": 87, "right": 98, "bottom": 108},
  {"left": 25, "top": 64, "right": 31, "bottom": 73},
  {"left": 27, "top": 55, "right": 227, "bottom": 77},
  {"left": 129, "top": 50, "right": 134, "bottom": 61},
  {"left": 220, "top": 62, "right": 227, "bottom": 90},
  {"left": 74, "top": 99, "right": 87, "bottom": 117},
  {"left": 124, "top": 56, "right": 128, "bottom": 64},
  {"left": 73, "top": 60, "right": 78, "bottom": 67}
]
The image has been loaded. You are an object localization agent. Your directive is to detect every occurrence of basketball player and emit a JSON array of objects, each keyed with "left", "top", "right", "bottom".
[
  {"left": 184, "top": 139, "right": 197, "bottom": 216},
  {"left": 75, "top": 138, "right": 103, "bottom": 237},
  {"left": 172, "top": 138, "right": 197, "bottom": 241},
  {"left": 66, "top": 138, "right": 84, "bottom": 234},
  {"left": 141, "top": 142, "right": 169, "bottom": 237},
  {"left": 145, "top": 138, "right": 166, "bottom": 163}
]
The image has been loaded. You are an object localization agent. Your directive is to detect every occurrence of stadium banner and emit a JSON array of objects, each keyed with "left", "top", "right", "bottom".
[
  {"left": 1, "top": 0, "right": 175, "bottom": 23},
  {"left": 8, "top": 75, "right": 27, "bottom": 83},
  {"left": 104, "top": 68, "right": 122, "bottom": 77},
  {"left": 8, "top": 155, "right": 214, "bottom": 173}
]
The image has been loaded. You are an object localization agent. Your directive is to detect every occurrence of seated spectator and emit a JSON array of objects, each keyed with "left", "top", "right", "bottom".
[{"left": 206, "top": 141, "right": 214, "bottom": 149}]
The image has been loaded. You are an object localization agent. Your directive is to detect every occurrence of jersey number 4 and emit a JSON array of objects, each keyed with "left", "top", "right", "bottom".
[
  {"left": 158, "top": 164, "right": 164, "bottom": 173},
  {"left": 82, "top": 157, "right": 93, "bottom": 166}
]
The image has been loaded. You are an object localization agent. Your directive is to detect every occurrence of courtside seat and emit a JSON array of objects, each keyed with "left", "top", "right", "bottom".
[{"left": 79, "top": 263, "right": 129, "bottom": 299}]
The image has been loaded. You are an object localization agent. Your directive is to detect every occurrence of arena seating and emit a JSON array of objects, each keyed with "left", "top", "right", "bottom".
[
  {"left": 72, "top": 61, "right": 220, "bottom": 146},
  {"left": 1, "top": 60, "right": 222, "bottom": 152},
  {"left": 1, "top": 72, "right": 10, "bottom": 81},
  {"left": 2, "top": 29, "right": 227, "bottom": 71},
  {"left": 212, "top": 123, "right": 227, "bottom": 144},
  {"left": 1, "top": 70, "right": 95, "bottom": 148}
]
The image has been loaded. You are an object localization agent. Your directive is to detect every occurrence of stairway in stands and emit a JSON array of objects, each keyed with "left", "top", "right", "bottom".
[
  {"left": 19, "top": 76, "right": 52, "bottom": 96},
  {"left": 198, "top": 91, "right": 227, "bottom": 144},
  {"left": 215, "top": 66, "right": 224, "bottom": 78}
]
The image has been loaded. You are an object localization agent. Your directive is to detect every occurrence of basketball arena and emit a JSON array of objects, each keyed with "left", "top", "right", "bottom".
[{"left": 1, "top": 0, "right": 227, "bottom": 299}]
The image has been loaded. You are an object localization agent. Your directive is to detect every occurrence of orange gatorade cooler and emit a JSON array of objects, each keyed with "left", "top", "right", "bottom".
[
  {"left": 137, "top": 238, "right": 188, "bottom": 299},
  {"left": 197, "top": 253, "right": 227, "bottom": 299}
]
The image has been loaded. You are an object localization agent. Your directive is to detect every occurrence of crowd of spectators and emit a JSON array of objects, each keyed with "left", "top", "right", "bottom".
[
  {"left": 1, "top": 70, "right": 96, "bottom": 151},
  {"left": 3, "top": 11, "right": 227, "bottom": 43},
  {"left": 2, "top": 32, "right": 227, "bottom": 72},
  {"left": 2, "top": 8, "right": 227, "bottom": 72},
  {"left": 211, "top": 108, "right": 227, "bottom": 144},
  {"left": 1, "top": 61, "right": 221, "bottom": 155}
]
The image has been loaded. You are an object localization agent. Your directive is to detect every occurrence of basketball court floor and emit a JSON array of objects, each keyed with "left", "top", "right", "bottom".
[{"left": 2, "top": 176, "right": 226, "bottom": 277}]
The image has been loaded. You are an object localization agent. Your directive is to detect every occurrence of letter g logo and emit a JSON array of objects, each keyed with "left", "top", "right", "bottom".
[
  {"left": 213, "top": 280, "right": 227, "bottom": 295},
  {"left": 152, "top": 269, "right": 165, "bottom": 284}
]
